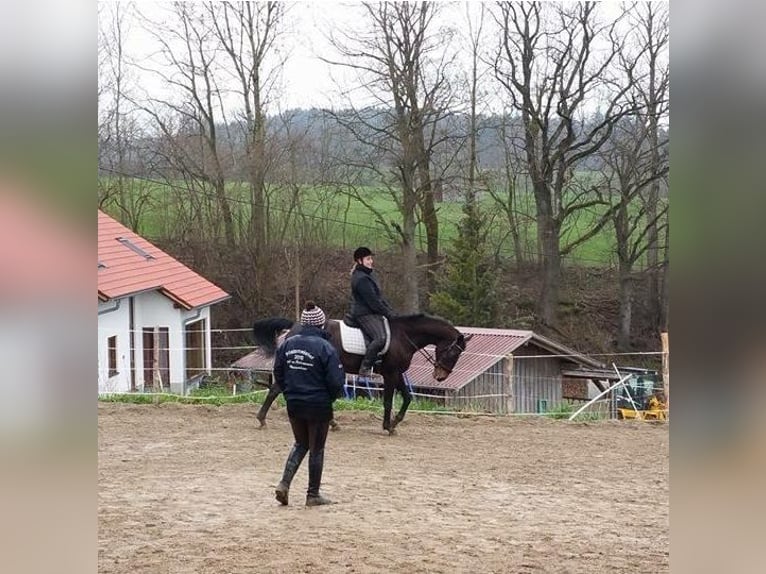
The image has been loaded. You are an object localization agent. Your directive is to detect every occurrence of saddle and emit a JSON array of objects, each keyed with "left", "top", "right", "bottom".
[{"left": 339, "top": 314, "right": 391, "bottom": 356}]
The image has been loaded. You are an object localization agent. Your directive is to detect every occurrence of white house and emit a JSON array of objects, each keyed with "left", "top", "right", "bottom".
[{"left": 98, "top": 211, "right": 230, "bottom": 394}]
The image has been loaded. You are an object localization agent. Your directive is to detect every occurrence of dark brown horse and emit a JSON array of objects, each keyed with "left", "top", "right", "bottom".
[{"left": 252, "top": 314, "right": 472, "bottom": 434}]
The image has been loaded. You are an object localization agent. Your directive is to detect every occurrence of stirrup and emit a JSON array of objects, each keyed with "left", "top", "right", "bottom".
[{"left": 358, "top": 364, "right": 374, "bottom": 377}]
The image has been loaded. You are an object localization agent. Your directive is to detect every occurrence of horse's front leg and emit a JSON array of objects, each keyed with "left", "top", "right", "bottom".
[
  {"left": 390, "top": 372, "right": 412, "bottom": 432},
  {"left": 381, "top": 376, "right": 394, "bottom": 433}
]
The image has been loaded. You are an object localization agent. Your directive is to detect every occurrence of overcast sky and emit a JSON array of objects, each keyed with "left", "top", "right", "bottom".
[
  {"left": 100, "top": 2, "right": 658, "bottom": 117},
  {"left": 102, "top": 2, "right": 498, "bottom": 112}
]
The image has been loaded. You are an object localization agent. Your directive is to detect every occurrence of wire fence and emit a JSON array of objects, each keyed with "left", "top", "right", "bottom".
[{"left": 98, "top": 325, "right": 668, "bottom": 420}]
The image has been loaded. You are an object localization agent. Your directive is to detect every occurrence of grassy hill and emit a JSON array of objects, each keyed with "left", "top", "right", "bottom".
[{"left": 100, "top": 175, "right": 655, "bottom": 269}]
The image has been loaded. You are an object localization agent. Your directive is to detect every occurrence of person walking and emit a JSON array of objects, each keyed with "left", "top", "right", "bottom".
[
  {"left": 256, "top": 302, "right": 339, "bottom": 431},
  {"left": 273, "top": 302, "right": 345, "bottom": 506}
]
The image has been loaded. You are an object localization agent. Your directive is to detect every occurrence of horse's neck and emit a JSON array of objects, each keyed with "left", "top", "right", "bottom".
[{"left": 401, "top": 321, "right": 454, "bottom": 349}]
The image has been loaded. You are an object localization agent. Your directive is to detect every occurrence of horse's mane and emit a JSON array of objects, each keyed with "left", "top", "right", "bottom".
[
  {"left": 392, "top": 312, "right": 450, "bottom": 323},
  {"left": 391, "top": 312, "right": 457, "bottom": 329},
  {"left": 391, "top": 312, "right": 426, "bottom": 321}
]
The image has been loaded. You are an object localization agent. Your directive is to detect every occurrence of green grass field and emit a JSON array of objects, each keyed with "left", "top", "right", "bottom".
[{"left": 100, "top": 175, "right": 663, "bottom": 268}]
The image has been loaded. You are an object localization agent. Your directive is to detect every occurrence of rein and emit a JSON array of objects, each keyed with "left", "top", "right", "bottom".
[{"left": 402, "top": 331, "right": 463, "bottom": 374}]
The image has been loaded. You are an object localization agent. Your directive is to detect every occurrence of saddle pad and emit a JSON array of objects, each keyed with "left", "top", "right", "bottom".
[{"left": 339, "top": 318, "right": 391, "bottom": 356}]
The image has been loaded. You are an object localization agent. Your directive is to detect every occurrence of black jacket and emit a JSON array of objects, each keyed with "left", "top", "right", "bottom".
[
  {"left": 349, "top": 264, "right": 394, "bottom": 318},
  {"left": 273, "top": 326, "right": 345, "bottom": 410}
]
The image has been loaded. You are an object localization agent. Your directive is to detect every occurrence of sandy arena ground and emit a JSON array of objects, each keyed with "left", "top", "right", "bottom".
[{"left": 98, "top": 402, "right": 668, "bottom": 573}]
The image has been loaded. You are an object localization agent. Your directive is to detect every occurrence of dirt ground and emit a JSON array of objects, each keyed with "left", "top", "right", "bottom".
[{"left": 98, "top": 403, "right": 668, "bottom": 574}]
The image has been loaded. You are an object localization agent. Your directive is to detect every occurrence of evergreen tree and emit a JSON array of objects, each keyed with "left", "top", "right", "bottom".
[{"left": 430, "top": 197, "right": 497, "bottom": 326}]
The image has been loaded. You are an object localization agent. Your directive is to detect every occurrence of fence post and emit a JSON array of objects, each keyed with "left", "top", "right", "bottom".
[
  {"left": 503, "top": 354, "right": 514, "bottom": 415},
  {"left": 661, "top": 332, "right": 669, "bottom": 410},
  {"left": 152, "top": 326, "right": 162, "bottom": 392}
]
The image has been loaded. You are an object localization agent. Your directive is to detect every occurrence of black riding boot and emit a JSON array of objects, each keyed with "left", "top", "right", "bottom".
[
  {"left": 359, "top": 347, "right": 382, "bottom": 377},
  {"left": 305, "top": 448, "right": 332, "bottom": 506},
  {"left": 275, "top": 443, "right": 307, "bottom": 505},
  {"left": 358, "top": 357, "right": 374, "bottom": 377}
]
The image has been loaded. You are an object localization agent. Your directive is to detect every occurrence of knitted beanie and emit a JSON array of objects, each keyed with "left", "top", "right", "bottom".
[{"left": 300, "top": 301, "right": 326, "bottom": 327}]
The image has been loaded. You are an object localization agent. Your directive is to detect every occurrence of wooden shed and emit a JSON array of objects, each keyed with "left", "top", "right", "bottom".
[{"left": 404, "top": 327, "right": 609, "bottom": 415}]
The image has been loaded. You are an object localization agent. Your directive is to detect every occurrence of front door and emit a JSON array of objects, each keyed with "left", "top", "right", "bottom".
[{"left": 142, "top": 327, "right": 169, "bottom": 390}]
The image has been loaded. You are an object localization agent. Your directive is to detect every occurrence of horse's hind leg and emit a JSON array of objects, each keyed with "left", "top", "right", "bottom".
[{"left": 390, "top": 373, "right": 412, "bottom": 432}]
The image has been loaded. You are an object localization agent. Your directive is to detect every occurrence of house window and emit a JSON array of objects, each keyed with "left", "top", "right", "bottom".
[
  {"left": 107, "top": 336, "right": 118, "bottom": 377},
  {"left": 185, "top": 319, "right": 207, "bottom": 380},
  {"left": 143, "top": 327, "right": 170, "bottom": 389}
]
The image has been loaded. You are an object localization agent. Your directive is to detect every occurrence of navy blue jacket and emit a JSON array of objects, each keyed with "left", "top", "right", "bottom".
[
  {"left": 273, "top": 326, "right": 345, "bottom": 411},
  {"left": 349, "top": 264, "right": 394, "bottom": 318}
]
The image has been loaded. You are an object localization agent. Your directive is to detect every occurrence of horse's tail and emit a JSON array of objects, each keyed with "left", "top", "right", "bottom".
[{"left": 252, "top": 317, "right": 294, "bottom": 355}]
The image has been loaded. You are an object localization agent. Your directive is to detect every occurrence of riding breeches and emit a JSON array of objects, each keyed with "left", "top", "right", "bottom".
[
  {"left": 356, "top": 314, "right": 387, "bottom": 365},
  {"left": 287, "top": 412, "right": 331, "bottom": 496}
]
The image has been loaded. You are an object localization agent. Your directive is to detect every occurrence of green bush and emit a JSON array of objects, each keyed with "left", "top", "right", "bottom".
[
  {"left": 98, "top": 389, "right": 267, "bottom": 406},
  {"left": 546, "top": 402, "right": 575, "bottom": 419}
]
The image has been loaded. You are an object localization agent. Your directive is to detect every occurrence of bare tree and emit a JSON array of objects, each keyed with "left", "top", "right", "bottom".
[
  {"left": 206, "top": 1, "right": 285, "bottom": 258},
  {"left": 486, "top": 109, "right": 535, "bottom": 266},
  {"left": 492, "top": 2, "right": 635, "bottom": 327},
  {"left": 600, "top": 118, "right": 668, "bottom": 349},
  {"left": 98, "top": 2, "right": 153, "bottom": 230},
  {"left": 465, "top": 4, "right": 487, "bottom": 199},
  {"left": 601, "top": 2, "right": 669, "bottom": 350},
  {"left": 323, "top": 2, "right": 456, "bottom": 311},
  {"left": 633, "top": 2, "right": 670, "bottom": 332},
  {"left": 134, "top": 2, "right": 236, "bottom": 247}
]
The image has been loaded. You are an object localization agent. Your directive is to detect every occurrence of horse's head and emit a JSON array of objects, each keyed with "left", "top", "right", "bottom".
[{"left": 433, "top": 332, "right": 473, "bottom": 381}]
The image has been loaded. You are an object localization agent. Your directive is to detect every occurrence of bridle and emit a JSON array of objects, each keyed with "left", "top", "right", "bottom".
[{"left": 404, "top": 332, "right": 465, "bottom": 374}]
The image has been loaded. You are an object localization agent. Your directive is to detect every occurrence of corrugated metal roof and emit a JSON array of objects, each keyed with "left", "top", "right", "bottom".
[
  {"left": 231, "top": 348, "right": 274, "bottom": 372},
  {"left": 407, "top": 326, "right": 605, "bottom": 390},
  {"left": 98, "top": 210, "right": 230, "bottom": 309},
  {"left": 405, "top": 328, "right": 530, "bottom": 390}
]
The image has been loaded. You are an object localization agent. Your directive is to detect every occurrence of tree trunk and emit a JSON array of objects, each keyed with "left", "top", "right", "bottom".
[
  {"left": 413, "top": 109, "right": 438, "bottom": 304},
  {"left": 249, "top": 106, "right": 267, "bottom": 256},
  {"left": 212, "top": 173, "right": 236, "bottom": 248},
  {"left": 419, "top": 177, "right": 439, "bottom": 303},
  {"left": 401, "top": 207, "right": 420, "bottom": 313},
  {"left": 645, "top": 178, "right": 661, "bottom": 328},
  {"left": 617, "top": 265, "right": 634, "bottom": 351},
  {"left": 659, "top": 242, "right": 670, "bottom": 331},
  {"left": 538, "top": 214, "right": 560, "bottom": 327},
  {"left": 507, "top": 176, "right": 524, "bottom": 267}
]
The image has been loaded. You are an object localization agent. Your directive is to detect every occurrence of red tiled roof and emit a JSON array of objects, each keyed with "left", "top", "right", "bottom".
[{"left": 98, "top": 210, "right": 229, "bottom": 309}]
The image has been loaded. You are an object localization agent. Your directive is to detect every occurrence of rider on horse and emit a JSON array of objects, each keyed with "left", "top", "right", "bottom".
[{"left": 349, "top": 247, "right": 396, "bottom": 377}]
